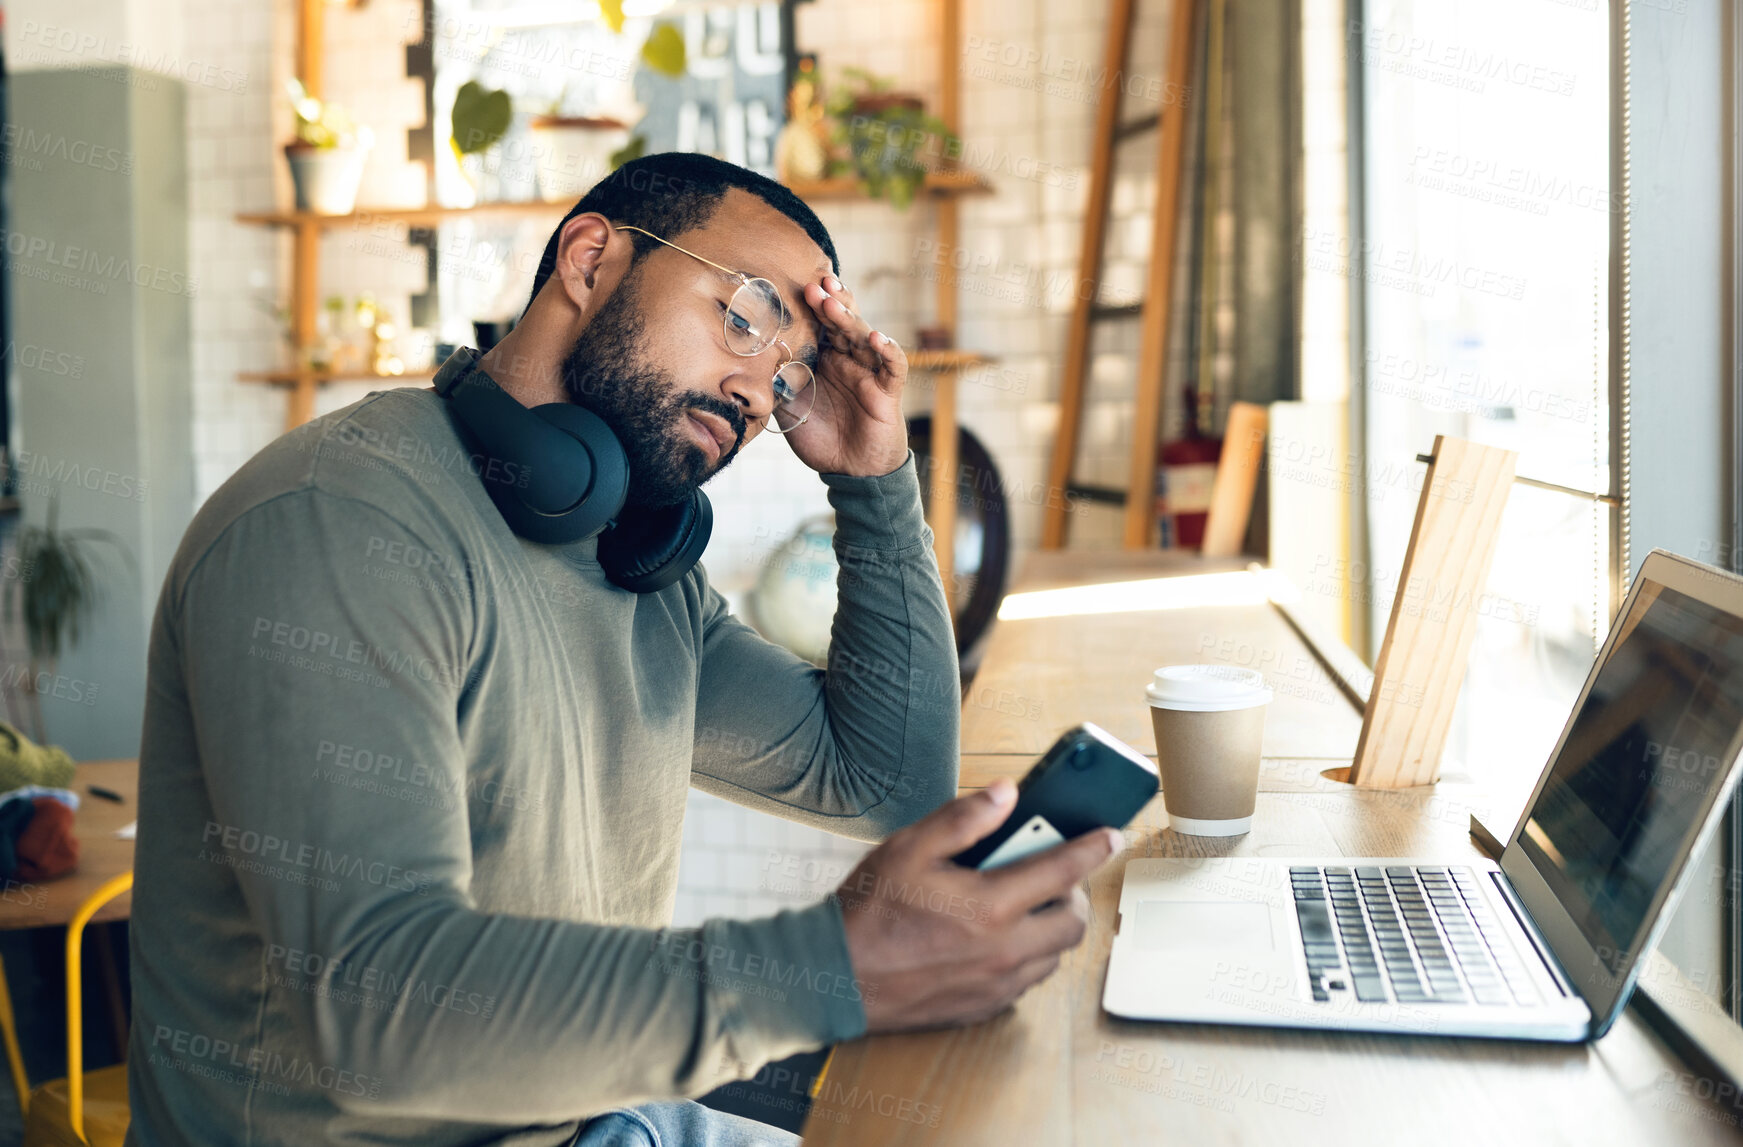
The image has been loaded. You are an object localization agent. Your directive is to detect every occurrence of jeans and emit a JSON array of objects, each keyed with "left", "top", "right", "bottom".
[{"left": 572, "top": 1100, "right": 800, "bottom": 1147}]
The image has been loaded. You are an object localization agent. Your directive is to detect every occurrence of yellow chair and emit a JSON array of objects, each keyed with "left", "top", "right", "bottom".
[
  {"left": 21, "top": 872, "right": 132, "bottom": 1146},
  {"left": 0, "top": 951, "right": 34, "bottom": 1118}
]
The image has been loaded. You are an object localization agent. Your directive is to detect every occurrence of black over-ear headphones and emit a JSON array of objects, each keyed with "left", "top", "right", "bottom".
[{"left": 433, "top": 347, "right": 713, "bottom": 593}]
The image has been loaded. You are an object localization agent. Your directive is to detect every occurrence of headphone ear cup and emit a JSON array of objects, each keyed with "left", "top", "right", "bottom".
[
  {"left": 436, "top": 349, "right": 707, "bottom": 589},
  {"left": 477, "top": 403, "right": 628, "bottom": 545},
  {"left": 598, "top": 491, "right": 713, "bottom": 593}
]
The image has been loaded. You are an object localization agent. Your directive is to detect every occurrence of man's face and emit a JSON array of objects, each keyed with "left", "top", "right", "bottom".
[{"left": 557, "top": 188, "right": 832, "bottom": 508}]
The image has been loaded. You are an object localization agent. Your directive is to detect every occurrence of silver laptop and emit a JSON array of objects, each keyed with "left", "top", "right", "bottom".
[{"left": 1104, "top": 549, "right": 1743, "bottom": 1041}]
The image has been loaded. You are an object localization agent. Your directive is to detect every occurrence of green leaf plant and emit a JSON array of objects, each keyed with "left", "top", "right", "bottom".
[{"left": 0, "top": 489, "right": 134, "bottom": 742}]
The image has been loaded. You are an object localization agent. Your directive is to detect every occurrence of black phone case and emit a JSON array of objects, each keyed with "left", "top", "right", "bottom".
[{"left": 951, "top": 722, "right": 1159, "bottom": 869}]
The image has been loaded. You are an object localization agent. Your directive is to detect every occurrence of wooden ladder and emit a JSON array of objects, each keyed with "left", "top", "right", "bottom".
[{"left": 1041, "top": 0, "right": 1201, "bottom": 551}]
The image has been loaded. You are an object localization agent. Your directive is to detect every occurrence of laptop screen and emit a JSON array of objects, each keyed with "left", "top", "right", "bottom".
[{"left": 1518, "top": 578, "right": 1743, "bottom": 975}]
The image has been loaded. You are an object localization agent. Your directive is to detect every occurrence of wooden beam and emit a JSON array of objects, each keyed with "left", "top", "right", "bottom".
[
  {"left": 939, "top": 0, "right": 960, "bottom": 129},
  {"left": 298, "top": 0, "right": 325, "bottom": 97},
  {"left": 1122, "top": 0, "right": 1201, "bottom": 549},
  {"left": 287, "top": 221, "right": 321, "bottom": 431},
  {"left": 1041, "top": 0, "right": 1136, "bottom": 550},
  {"left": 929, "top": 372, "right": 959, "bottom": 619},
  {"left": 926, "top": 0, "right": 964, "bottom": 618},
  {"left": 288, "top": 0, "right": 325, "bottom": 432},
  {"left": 934, "top": 0, "right": 960, "bottom": 335}
]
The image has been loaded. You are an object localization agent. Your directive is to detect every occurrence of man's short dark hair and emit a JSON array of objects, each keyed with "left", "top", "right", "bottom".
[{"left": 523, "top": 152, "right": 840, "bottom": 316}]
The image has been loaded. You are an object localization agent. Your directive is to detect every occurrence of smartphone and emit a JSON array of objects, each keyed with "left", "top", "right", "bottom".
[{"left": 952, "top": 722, "right": 1159, "bottom": 870}]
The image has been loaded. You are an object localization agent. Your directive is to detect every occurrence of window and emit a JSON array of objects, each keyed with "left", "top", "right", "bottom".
[{"left": 1357, "top": 0, "right": 1613, "bottom": 800}]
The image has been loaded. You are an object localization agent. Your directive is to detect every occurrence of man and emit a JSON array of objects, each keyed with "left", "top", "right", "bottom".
[{"left": 126, "top": 153, "right": 1117, "bottom": 1146}]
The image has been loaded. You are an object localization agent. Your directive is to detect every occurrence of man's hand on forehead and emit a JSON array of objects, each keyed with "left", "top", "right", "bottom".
[
  {"left": 804, "top": 272, "right": 882, "bottom": 368},
  {"left": 777, "top": 268, "right": 911, "bottom": 479}
]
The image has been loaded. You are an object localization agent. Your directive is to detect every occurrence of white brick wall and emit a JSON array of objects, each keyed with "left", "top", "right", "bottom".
[{"left": 184, "top": 0, "right": 280, "bottom": 500}]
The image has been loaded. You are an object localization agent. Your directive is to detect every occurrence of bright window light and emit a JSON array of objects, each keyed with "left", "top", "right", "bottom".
[{"left": 998, "top": 569, "right": 1302, "bottom": 621}]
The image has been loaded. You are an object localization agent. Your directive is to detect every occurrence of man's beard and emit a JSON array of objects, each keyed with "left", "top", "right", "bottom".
[{"left": 556, "top": 266, "right": 747, "bottom": 509}]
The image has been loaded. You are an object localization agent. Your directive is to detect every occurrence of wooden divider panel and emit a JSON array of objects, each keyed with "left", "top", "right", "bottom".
[{"left": 1348, "top": 435, "right": 1517, "bottom": 788}]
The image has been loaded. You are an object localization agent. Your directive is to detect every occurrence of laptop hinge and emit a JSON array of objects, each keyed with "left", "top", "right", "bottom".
[{"left": 1490, "top": 870, "right": 1579, "bottom": 1001}]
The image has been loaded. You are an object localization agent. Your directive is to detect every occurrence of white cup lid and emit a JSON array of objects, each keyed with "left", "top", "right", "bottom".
[{"left": 1145, "top": 664, "right": 1274, "bottom": 712}]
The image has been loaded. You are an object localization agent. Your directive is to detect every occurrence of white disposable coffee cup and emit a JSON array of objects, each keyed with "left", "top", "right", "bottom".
[{"left": 1146, "top": 665, "right": 1274, "bottom": 836}]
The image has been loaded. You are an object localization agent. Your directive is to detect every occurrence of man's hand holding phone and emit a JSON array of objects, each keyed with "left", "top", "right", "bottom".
[{"left": 835, "top": 778, "right": 1122, "bottom": 1033}]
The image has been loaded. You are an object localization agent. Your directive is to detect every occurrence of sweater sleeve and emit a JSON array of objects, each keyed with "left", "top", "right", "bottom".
[
  {"left": 172, "top": 487, "right": 865, "bottom": 1123},
  {"left": 689, "top": 449, "right": 962, "bottom": 840}
]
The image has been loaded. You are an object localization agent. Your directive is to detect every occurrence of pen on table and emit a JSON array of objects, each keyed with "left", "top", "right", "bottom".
[{"left": 88, "top": 784, "right": 125, "bottom": 803}]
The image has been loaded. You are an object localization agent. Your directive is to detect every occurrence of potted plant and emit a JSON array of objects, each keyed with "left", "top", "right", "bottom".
[
  {"left": 284, "top": 78, "right": 374, "bottom": 215},
  {"left": 0, "top": 490, "right": 132, "bottom": 742},
  {"left": 825, "top": 67, "right": 956, "bottom": 209}
]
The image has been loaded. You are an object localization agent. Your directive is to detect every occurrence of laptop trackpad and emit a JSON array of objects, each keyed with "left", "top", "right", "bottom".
[{"left": 1132, "top": 900, "right": 1275, "bottom": 953}]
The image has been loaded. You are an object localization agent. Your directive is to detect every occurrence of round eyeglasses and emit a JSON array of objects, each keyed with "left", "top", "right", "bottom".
[{"left": 616, "top": 225, "right": 818, "bottom": 434}]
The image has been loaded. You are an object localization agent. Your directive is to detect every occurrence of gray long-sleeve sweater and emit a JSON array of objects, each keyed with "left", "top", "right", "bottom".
[{"left": 123, "top": 374, "right": 960, "bottom": 1146}]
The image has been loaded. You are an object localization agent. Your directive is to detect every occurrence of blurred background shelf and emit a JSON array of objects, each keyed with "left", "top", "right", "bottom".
[
  {"left": 783, "top": 170, "right": 992, "bottom": 202},
  {"left": 908, "top": 349, "right": 993, "bottom": 372},
  {"left": 235, "top": 199, "right": 573, "bottom": 230}
]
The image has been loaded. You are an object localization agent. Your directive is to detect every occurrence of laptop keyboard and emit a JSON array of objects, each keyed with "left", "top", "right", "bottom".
[{"left": 1289, "top": 865, "right": 1542, "bottom": 1007}]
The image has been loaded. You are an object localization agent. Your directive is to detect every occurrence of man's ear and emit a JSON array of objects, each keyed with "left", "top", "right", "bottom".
[{"left": 552, "top": 212, "right": 615, "bottom": 306}]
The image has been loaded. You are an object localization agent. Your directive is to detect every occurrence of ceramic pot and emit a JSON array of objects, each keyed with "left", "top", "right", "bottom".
[
  {"left": 284, "top": 142, "right": 369, "bottom": 215},
  {"left": 528, "top": 116, "right": 630, "bottom": 202}
]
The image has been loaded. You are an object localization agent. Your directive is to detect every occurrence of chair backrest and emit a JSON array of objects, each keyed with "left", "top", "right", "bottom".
[{"left": 63, "top": 871, "right": 132, "bottom": 1142}]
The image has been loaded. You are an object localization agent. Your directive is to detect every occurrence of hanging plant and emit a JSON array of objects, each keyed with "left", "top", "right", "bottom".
[
  {"left": 451, "top": 80, "right": 514, "bottom": 160},
  {"left": 640, "top": 22, "right": 687, "bottom": 79}
]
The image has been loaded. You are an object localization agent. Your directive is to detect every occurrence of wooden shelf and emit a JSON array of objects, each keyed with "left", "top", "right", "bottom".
[
  {"left": 235, "top": 173, "right": 994, "bottom": 228},
  {"left": 908, "top": 349, "right": 993, "bottom": 372},
  {"left": 235, "top": 199, "right": 574, "bottom": 230},
  {"left": 785, "top": 170, "right": 992, "bottom": 202},
  {"left": 239, "top": 368, "right": 436, "bottom": 386}
]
